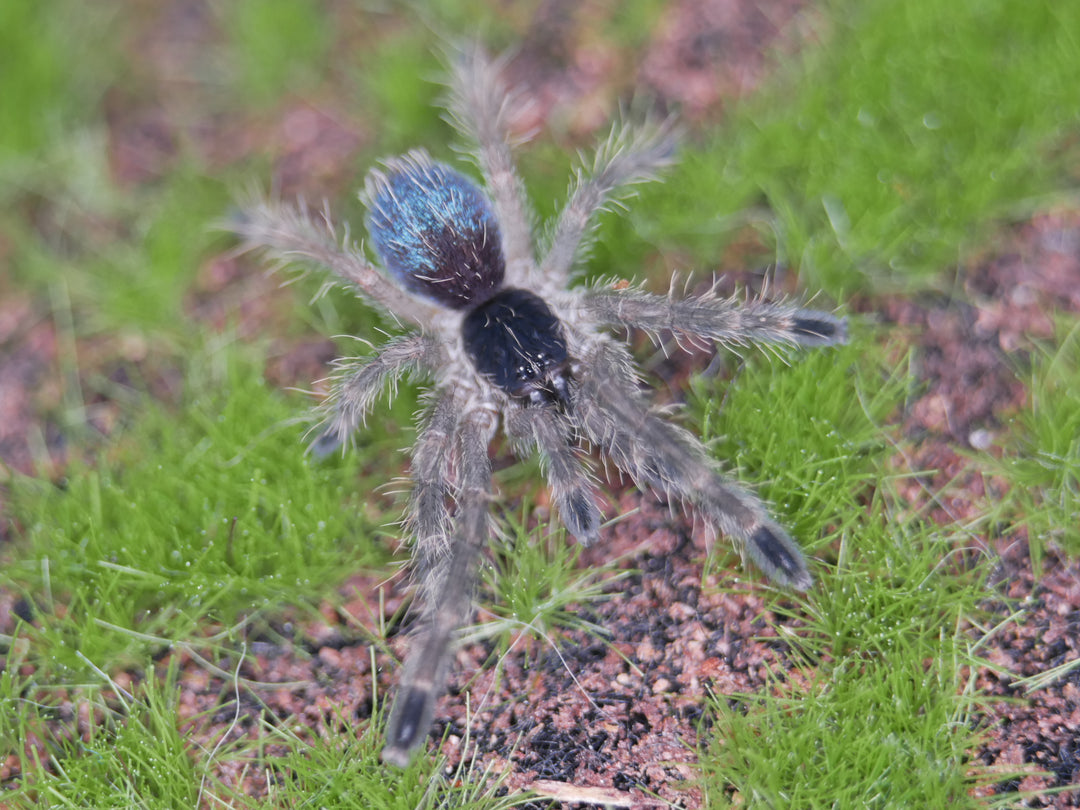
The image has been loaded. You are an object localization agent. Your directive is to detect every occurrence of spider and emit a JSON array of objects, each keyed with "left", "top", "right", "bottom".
[{"left": 232, "top": 45, "right": 847, "bottom": 767}]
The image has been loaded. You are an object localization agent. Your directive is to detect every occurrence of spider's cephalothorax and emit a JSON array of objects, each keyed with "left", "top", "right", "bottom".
[
  {"left": 461, "top": 287, "right": 572, "bottom": 407},
  {"left": 233, "top": 45, "right": 848, "bottom": 767}
]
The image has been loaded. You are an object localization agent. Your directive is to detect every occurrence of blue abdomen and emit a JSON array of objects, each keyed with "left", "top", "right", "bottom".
[{"left": 366, "top": 152, "right": 505, "bottom": 310}]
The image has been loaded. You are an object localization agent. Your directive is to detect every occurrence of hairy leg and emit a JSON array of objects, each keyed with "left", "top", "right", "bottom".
[
  {"left": 230, "top": 197, "right": 442, "bottom": 326},
  {"left": 505, "top": 403, "right": 602, "bottom": 545},
  {"left": 310, "top": 334, "right": 441, "bottom": 456},
  {"left": 540, "top": 118, "right": 678, "bottom": 285},
  {"left": 406, "top": 392, "right": 458, "bottom": 599},
  {"left": 573, "top": 339, "right": 812, "bottom": 590},
  {"left": 443, "top": 45, "right": 535, "bottom": 280},
  {"left": 581, "top": 283, "right": 847, "bottom": 350},
  {"left": 382, "top": 404, "right": 498, "bottom": 767}
]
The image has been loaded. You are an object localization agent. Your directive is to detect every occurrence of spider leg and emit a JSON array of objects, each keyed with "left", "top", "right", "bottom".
[
  {"left": 406, "top": 392, "right": 457, "bottom": 599},
  {"left": 443, "top": 45, "right": 535, "bottom": 280},
  {"left": 581, "top": 283, "right": 847, "bottom": 350},
  {"left": 310, "top": 334, "right": 441, "bottom": 457},
  {"left": 573, "top": 339, "right": 812, "bottom": 590},
  {"left": 506, "top": 404, "right": 603, "bottom": 546},
  {"left": 230, "top": 196, "right": 442, "bottom": 326},
  {"left": 382, "top": 402, "right": 497, "bottom": 767},
  {"left": 541, "top": 117, "right": 678, "bottom": 285}
]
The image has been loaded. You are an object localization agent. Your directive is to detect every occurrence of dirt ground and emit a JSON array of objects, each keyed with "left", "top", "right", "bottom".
[{"left": 1, "top": 1, "right": 1078, "bottom": 806}]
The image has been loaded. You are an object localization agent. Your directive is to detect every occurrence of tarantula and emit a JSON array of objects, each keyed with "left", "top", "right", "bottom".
[{"left": 233, "top": 46, "right": 846, "bottom": 766}]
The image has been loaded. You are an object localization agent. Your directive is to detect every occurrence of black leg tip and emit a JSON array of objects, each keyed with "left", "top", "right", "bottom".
[
  {"left": 748, "top": 524, "right": 812, "bottom": 590},
  {"left": 792, "top": 313, "right": 848, "bottom": 346},
  {"left": 563, "top": 491, "right": 602, "bottom": 546},
  {"left": 308, "top": 429, "right": 343, "bottom": 459},
  {"left": 382, "top": 687, "right": 430, "bottom": 767}
]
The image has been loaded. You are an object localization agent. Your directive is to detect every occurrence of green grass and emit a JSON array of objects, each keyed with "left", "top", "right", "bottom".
[
  {"left": 685, "top": 338, "right": 1025, "bottom": 805},
  {"left": 3, "top": 342, "right": 388, "bottom": 680},
  {"left": 701, "top": 628, "right": 990, "bottom": 808},
  {"left": 998, "top": 324, "right": 1080, "bottom": 573},
  {"left": 222, "top": 0, "right": 333, "bottom": 108},
  {"left": 353, "top": 29, "right": 447, "bottom": 157},
  {"left": 2, "top": 0, "right": 1079, "bottom": 805},
  {"left": 0, "top": 2, "right": 118, "bottom": 169},
  {"left": 697, "top": 492, "right": 1018, "bottom": 808},
  {"left": 470, "top": 503, "right": 631, "bottom": 657},
  {"left": 13, "top": 659, "right": 203, "bottom": 809},
  {"left": 251, "top": 693, "right": 526, "bottom": 809},
  {"left": 600, "top": 0, "right": 1080, "bottom": 297},
  {"left": 693, "top": 338, "right": 897, "bottom": 554},
  {"left": 0, "top": 634, "right": 525, "bottom": 809}
]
